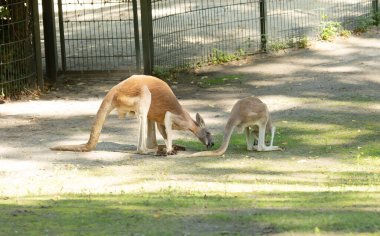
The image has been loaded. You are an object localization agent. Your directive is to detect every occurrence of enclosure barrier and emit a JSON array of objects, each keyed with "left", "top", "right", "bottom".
[
  {"left": 52, "top": 0, "right": 140, "bottom": 72},
  {"left": 0, "top": 0, "right": 42, "bottom": 98},
  {"left": 1, "top": 0, "right": 378, "bottom": 97},
  {"left": 152, "top": 0, "right": 377, "bottom": 69},
  {"left": 38, "top": 0, "right": 378, "bottom": 73}
]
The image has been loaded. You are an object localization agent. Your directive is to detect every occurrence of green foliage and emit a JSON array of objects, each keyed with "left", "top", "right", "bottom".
[
  {"left": 209, "top": 48, "right": 244, "bottom": 65},
  {"left": 152, "top": 67, "right": 173, "bottom": 79},
  {"left": 340, "top": 29, "right": 352, "bottom": 38},
  {"left": 268, "top": 37, "right": 310, "bottom": 52},
  {"left": 298, "top": 36, "right": 310, "bottom": 48},
  {"left": 354, "top": 15, "right": 375, "bottom": 33},
  {"left": 320, "top": 16, "right": 343, "bottom": 41},
  {"left": 0, "top": 6, "right": 9, "bottom": 18},
  {"left": 268, "top": 40, "right": 289, "bottom": 52},
  {"left": 373, "top": 11, "right": 380, "bottom": 26},
  {"left": 152, "top": 66, "right": 192, "bottom": 81}
]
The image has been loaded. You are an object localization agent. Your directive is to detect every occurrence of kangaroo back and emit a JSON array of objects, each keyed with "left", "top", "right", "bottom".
[{"left": 114, "top": 75, "right": 184, "bottom": 124}]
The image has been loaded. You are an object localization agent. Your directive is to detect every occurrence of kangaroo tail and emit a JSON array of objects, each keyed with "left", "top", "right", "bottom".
[
  {"left": 51, "top": 94, "right": 115, "bottom": 152},
  {"left": 191, "top": 119, "right": 236, "bottom": 157}
]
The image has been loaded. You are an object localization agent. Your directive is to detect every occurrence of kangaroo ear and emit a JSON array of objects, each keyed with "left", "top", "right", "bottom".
[{"left": 196, "top": 113, "right": 206, "bottom": 128}]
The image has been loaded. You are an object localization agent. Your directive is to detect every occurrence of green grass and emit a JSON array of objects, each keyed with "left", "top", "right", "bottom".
[
  {"left": 1, "top": 191, "right": 380, "bottom": 235},
  {"left": 208, "top": 48, "right": 244, "bottom": 65}
]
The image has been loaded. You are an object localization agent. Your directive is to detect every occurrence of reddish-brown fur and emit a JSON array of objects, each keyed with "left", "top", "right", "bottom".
[{"left": 51, "top": 75, "right": 211, "bottom": 152}]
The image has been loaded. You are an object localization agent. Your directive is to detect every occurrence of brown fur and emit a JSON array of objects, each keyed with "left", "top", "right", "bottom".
[
  {"left": 51, "top": 75, "right": 213, "bottom": 153},
  {"left": 191, "top": 96, "right": 282, "bottom": 157}
]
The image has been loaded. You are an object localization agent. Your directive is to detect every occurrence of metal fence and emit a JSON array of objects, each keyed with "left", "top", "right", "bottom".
[
  {"left": 152, "top": 0, "right": 262, "bottom": 69},
  {"left": 152, "top": 0, "right": 377, "bottom": 69},
  {"left": 0, "top": 0, "right": 41, "bottom": 97},
  {"left": 53, "top": 0, "right": 140, "bottom": 72},
  {"left": 37, "top": 0, "right": 379, "bottom": 74}
]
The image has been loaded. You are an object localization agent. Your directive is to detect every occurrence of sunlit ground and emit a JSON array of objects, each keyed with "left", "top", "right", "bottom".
[{"left": 1, "top": 29, "right": 380, "bottom": 235}]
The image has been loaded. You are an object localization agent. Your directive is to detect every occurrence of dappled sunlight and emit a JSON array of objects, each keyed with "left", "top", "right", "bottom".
[
  {"left": 339, "top": 75, "right": 380, "bottom": 85},
  {"left": 257, "top": 95, "right": 304, "bottom": 112},
  {"left": 314, "top": 65, "right": 361, "bottom": 73},
  {"left": 237, "top": 62, "right": 303, "bottom": 75},
  {"left": 285, "top": 121, "right": 370, "bottom": 146},
  {"left": 1, "top": 29, "right": 379, "bottom": 236},
  {"left": 0, "top": 159, "right": 41, "bottom": 172},
  {"left": 1, "top": 148, "right": 379, "bottom": 197},
  {"left": 0, "top": 99, "right": 103, "bottom": 118},
  {"left": 0, "top": 146, "right": 14, "bottom": 156},
  {"left": 183, "top": 35, "right": 218, "bottom": 44}
]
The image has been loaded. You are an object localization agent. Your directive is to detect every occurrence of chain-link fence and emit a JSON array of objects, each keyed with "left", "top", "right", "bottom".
[
  {"left": 0, "top": 0, "right": 40, "bottom": 97},
  {"left": 152, "top": 0, "right": 377, "bottom": 69}
]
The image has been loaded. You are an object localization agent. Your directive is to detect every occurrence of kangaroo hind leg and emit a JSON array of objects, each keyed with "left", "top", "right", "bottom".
[
  {"left": 156, "top": 121, "right": 174, "bottom": 155},
  {"left": 136, "top": 86, "right": 151, "bottom": 154},
  {"left": 255, "top": 124, "right": 282, "bottom": 152},
  {"left": 245, "top": 127, "right": 255, "bottom": 151},
  {"left": 147, "top": 119, "right": 157, "bottom": 149},
  {"left": 163, "top": 111, "right": 175, "bottom": 154}
]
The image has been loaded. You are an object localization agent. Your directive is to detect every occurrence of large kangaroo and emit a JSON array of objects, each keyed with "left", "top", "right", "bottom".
[
  {"left": 51, "top": 75, "right": 214, "bottom": 154},
  {"left": 191, "top": 96, "right": 282, "bottom": 157}
]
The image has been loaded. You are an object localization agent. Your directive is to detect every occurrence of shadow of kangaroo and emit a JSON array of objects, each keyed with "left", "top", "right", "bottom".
[
  {"left": 51, "top": 75, "right": 214, "bottom": 154},
  {"left": 191, "top": 96, "right": 283, "bottom": 157}
]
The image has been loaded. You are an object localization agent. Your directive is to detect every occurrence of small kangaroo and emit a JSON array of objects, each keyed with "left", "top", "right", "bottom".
[
  {"left": 51, "top": 75, "right": 214, "bottom": 154},
  {"left": 191, "top": 96, "right": 282, "bottom": 157}
]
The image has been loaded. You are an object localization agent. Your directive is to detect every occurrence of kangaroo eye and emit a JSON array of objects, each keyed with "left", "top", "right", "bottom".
[{"left": 206, "top": 132, "right": 210, "bottom": 135}]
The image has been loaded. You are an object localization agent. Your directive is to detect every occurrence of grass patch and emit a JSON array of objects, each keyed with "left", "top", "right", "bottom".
[
  {"left": 268, "top": 37, "right": 310, "bottom": 52},
  {"left": 208, "top": 48, "right": 245, "bottom": 65},
  {"left": 1, "top": 191, "right": 380, "bottom": 235}
]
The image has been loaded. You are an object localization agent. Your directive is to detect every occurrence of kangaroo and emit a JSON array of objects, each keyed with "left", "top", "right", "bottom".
[
  {"left": 51, "top": 75, "right": 214, "bottom": 154},
  {"left": 191, "top": 96, "right": 282, "bottom": 157}
]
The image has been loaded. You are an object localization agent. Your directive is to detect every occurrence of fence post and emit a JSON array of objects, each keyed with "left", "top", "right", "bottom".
[
  {"left": 260, "top": 0, "right": 267, "bottom": 52},
  {"left": 140, "top": 0, "right": 154, "bottom": 75},
  {"left": 32, "top": 0, "right": 43, "bottom": 90},
  {"left": 373, "top": 0, "right": 379, "bottom": 13},
  {"left": 132, "top": 0, "right": 141, "bottom": 71},
  {"left": 57, "top": 0, "right": 66, "bottom": 72},
  {"left": 42, "top": 0, "right": 58, "bottom": 84}
]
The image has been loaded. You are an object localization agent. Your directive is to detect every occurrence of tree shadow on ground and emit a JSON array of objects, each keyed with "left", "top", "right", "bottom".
[{"left": 1, "top": 191, "right": 380, "bottom": 235}]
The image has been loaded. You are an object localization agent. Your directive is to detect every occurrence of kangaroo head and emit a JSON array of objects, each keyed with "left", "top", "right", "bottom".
[{"left": 195, "top": 113, "right": 214, "bottom": 149}]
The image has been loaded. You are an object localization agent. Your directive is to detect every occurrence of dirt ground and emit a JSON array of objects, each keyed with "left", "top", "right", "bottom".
[{"left": 0, "top": 27, "right": 379, "bottom": 197}]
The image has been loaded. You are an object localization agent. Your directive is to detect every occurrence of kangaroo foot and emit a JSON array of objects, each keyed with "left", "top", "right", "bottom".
[{"left": 155, "top": 144, "right": 186, "bottom": 156}]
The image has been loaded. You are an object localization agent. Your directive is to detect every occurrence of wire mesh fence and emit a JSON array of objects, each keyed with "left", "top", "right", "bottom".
[
  {"left": 266, "top": 0, "right": 373, "bottom": 50},
  {"left": 152, "top": 0, "right": 377, "bottom": 69},
  {"left": 56, "top": 0, "right": 140, "bottom": 72},
  {"left": 0, "top": 0, "right": 38, "bottom": 97},
  {"left": 34, "top": 0, "right": 378, "bottom": 73},
  {"left": 152, "top": 0, "right": 262, "bottom": 69}
]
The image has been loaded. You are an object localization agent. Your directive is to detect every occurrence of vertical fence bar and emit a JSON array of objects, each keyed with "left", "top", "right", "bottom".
[
  {"left": 132, "top": 0, "right": 141, "bottom": 71},
  {"left": 141, "top": 0, "right": 154, "bottom": 75},
  {"left": 373, "top": 0, "right": 379, "bottom": 14},
  {"left": 260, "top": 0, "right": 267, "bottom": 52},
  {"left": 32, "top": 0, "right": 43, "bottom": 90},
  {"left": 42, "top": 0, "right": 58, "bottom": 84},
  {"left": 57, "top": 0, "right": 66, "bottom": 72},
  {"left": 372, "top": 0, "right": 380, "bottom": 25}
]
